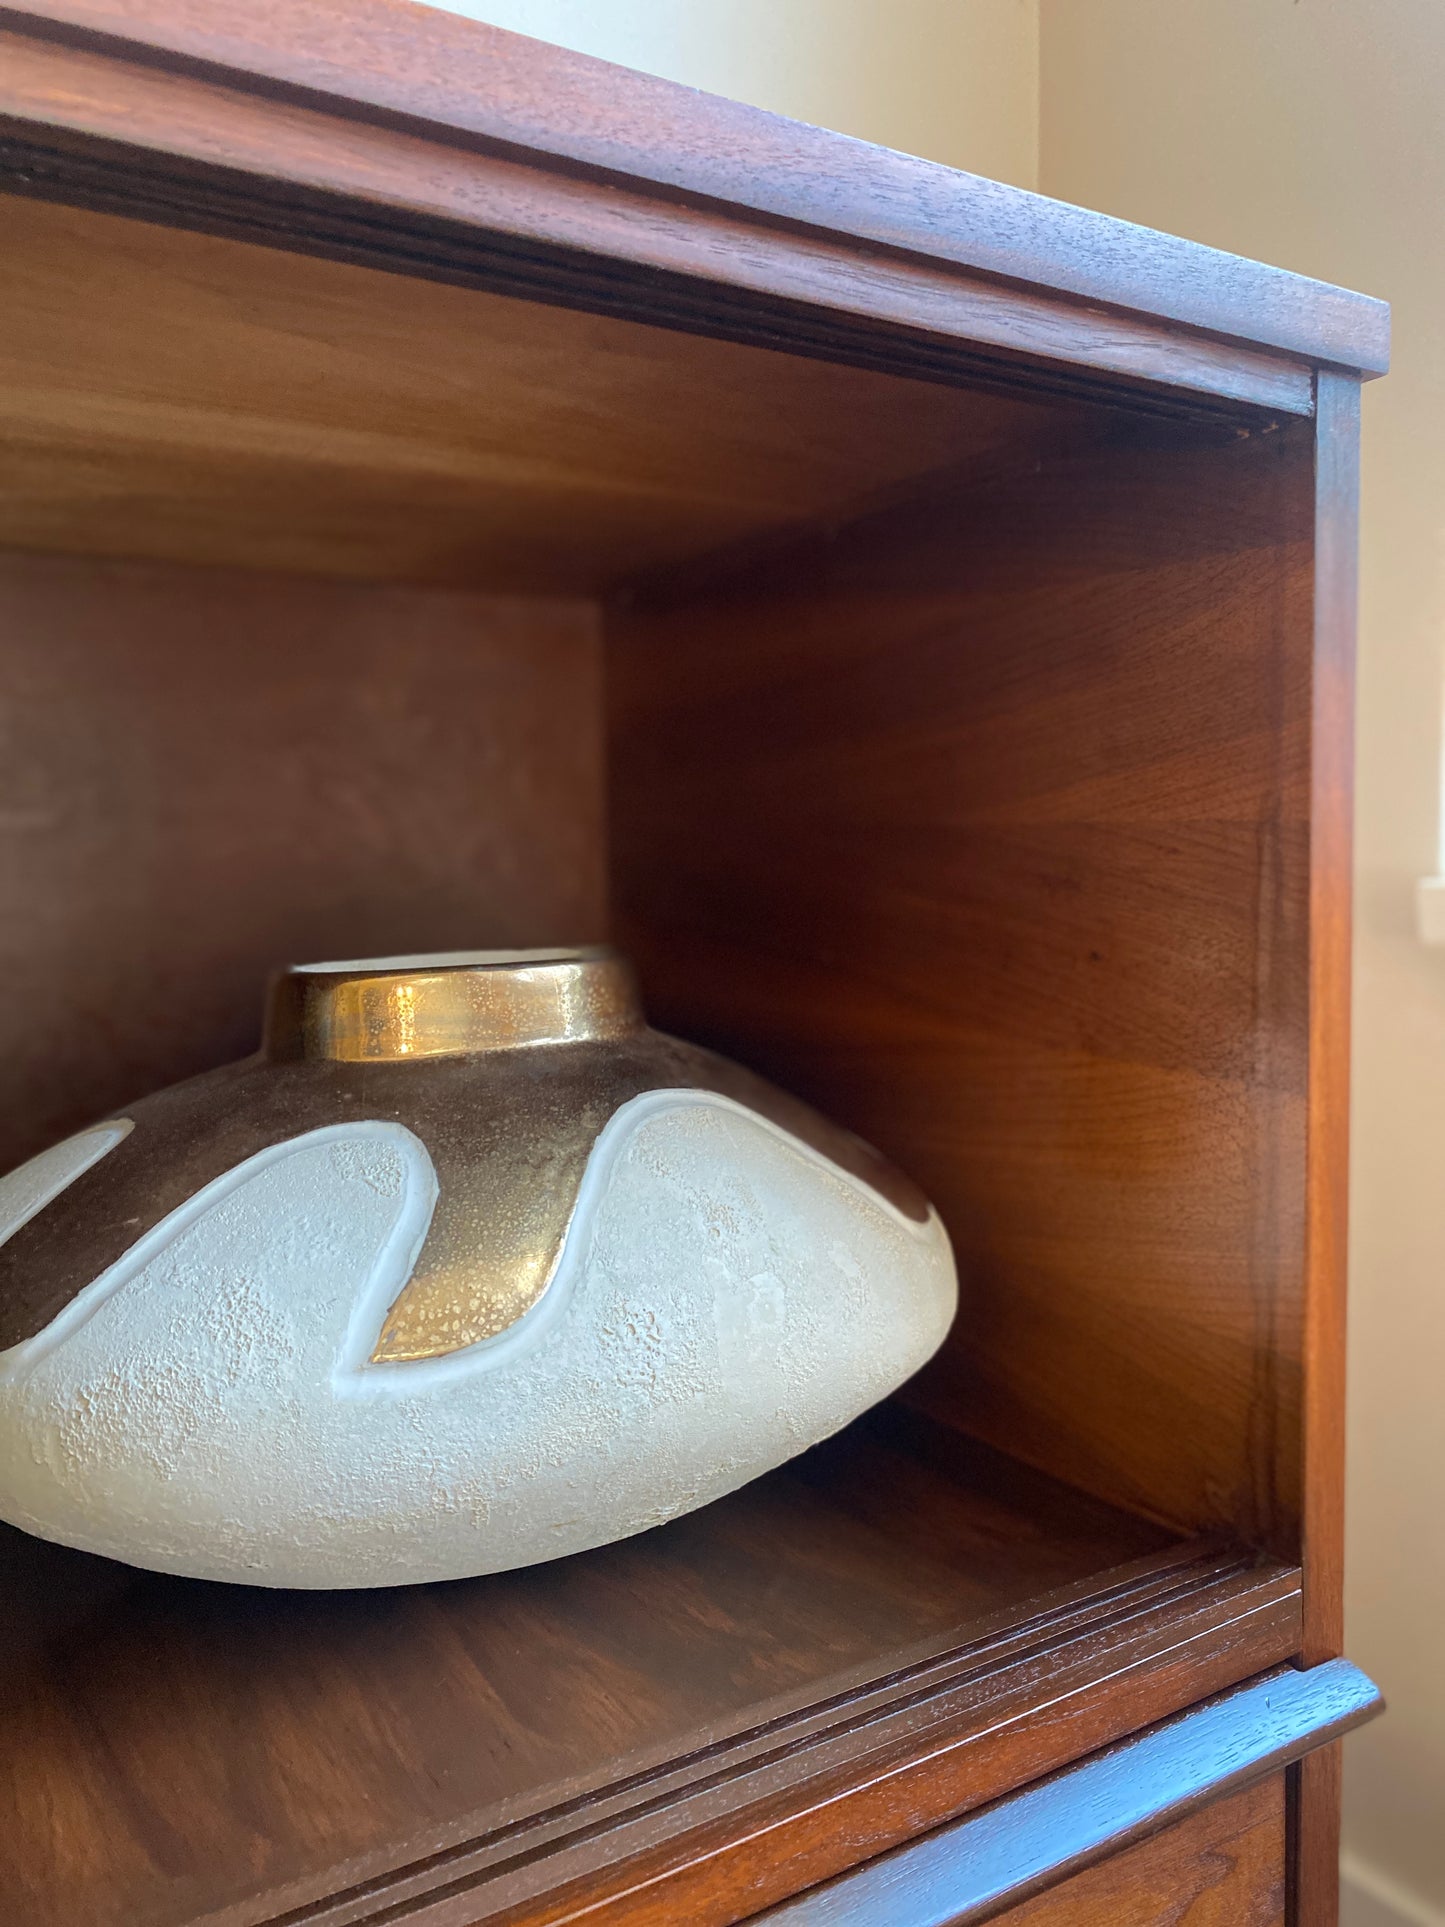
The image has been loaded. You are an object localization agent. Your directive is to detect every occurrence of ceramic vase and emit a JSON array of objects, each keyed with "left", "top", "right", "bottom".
[{"left": 0, "top": 949, "right": 956, "bottom": 1587}]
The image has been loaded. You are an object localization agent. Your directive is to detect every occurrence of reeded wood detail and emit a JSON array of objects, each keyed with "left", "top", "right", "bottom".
[{"left": 0, "top": 1411, "right": 1302, "bottom": 1927}]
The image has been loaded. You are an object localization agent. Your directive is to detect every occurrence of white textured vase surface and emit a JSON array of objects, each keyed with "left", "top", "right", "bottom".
[{"left": 0, "top": 952, "right": 957, "bottom": 1587}]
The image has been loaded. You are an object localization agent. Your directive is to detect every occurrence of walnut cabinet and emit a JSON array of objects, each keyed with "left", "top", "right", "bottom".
[{"left": 0, "top": 4, "right": 1385, "bottom": 1923}]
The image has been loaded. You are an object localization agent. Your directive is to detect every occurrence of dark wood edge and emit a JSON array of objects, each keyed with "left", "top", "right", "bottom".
[
  {"left": 747, "top": 1660, "right": 1382, "bottom": 1927},
  {"left": 0, "top": 0, "right": 1390, "bottom": 374},
  {"left": 0, "top": 123, "right": 1311, "bottom": 428},
  {"left": 0, "top": 33, "right": 1313, "bottom": 422},
  {"left": 1291, "top": 1745, "right": 1342, "bottom": 1927},
  {"left": 217, "top": 1548, "right": 1303, "bottom": 1927},
  {"left": 1302, "top": 370, "right": 1361, "bottom": 1666},
  {"left": 1292, "top": 370, "right": 1363, "bottom": 1927}
]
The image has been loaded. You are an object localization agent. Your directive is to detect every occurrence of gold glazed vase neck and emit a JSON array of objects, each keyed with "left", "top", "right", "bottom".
[{"left": 263, "top": 950, "right": 644, "bottom": 1062}]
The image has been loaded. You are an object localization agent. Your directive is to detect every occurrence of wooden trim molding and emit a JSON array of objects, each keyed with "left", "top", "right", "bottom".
[
  {"left": 0, "top": 9, "right": 1370, "bottom": 417},
  {"left": 1292, "top": 368, "right": 1365, "bottom": 1927},
  {"left": 749, "top": 1661, "right": 1383, "bottom": 1927},
  {"left": 161, "top": 1544, "right": 1300, "bottom": 1927},
  {"left": 0, "top": 0, "right": 1389, "bottom": 377},
  {"left": 1303, "top": 370, "right": 1362, "bottom": 1669}
]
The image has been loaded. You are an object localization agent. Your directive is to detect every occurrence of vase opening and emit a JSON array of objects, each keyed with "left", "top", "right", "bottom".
[
  {"left": 264, "top": 948, "right": 643, "bottom": 1061},
  {"left": 290, "top": 947, "right": 603, "bottom": 974}
]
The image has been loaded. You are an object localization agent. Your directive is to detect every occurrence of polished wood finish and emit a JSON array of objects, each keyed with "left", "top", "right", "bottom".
[
  {"left": 0, "top": 4, "right": 1379, "bottom": 1921},
  {"left": 1304, "top": 371, "right": 1362, "bottom": 1665},
  {"left": 2, "top": 1408, "right": 1277, "bottom": 1927},
  {"left": 984, "top": 1776, "right": 1286, "bottom": 1926},
  {"left": 0, "top": 194, "right": 1074, "bottom": 590},
  {"left": 0, "top": 22, "right": 1318, "bottom": 424},
  {"left": 490, "top": 1560, "right": 1300, "bottom": 1927},
  {"left": 753, "top": 1664, "right": 1379, "bottom": 1924},
  {"left": 0, "top": 1, "right": 1387, "bottom": 379},
  {"left": 612, "top": 409, "right": 1315, "bottom": 1551},
  {"left": 1290, "top": 371, "right": 1362, "bottom": 1927},
  {"left": 0, "top": 550, "right": 603, "bottom": 1173}
]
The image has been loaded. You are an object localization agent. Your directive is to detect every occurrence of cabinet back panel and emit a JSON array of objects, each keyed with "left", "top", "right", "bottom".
[
  {"left": 0, "top": 551, "right": 604, "bottom": 1172},
  {"left": 610, "top": 415, "right": 1314, "bottom": 1546}
]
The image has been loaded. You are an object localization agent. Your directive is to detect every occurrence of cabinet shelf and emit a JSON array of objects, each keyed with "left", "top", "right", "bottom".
[{"left": 0, "top": 1404, "right": 1298, "bottom": 1927}]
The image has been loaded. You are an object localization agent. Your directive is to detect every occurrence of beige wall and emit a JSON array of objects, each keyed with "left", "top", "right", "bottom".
[
  {"left": 421, "top": 2, "right": 1440, "bottom": 1916},
  {"left": 415, "top": 0, "right": 1039, "bottom": 187},
  {"left": 1040, "top": 6, "right": 1445, "bottom": 1920}
]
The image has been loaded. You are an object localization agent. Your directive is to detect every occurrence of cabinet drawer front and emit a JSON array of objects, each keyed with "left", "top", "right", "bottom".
[
  {"left": 752, "top": 1661, "right": 1378, "bottom": 1925},
  {"left": 993, "top": 1775, "right": 1283, "bottom": 1925}
]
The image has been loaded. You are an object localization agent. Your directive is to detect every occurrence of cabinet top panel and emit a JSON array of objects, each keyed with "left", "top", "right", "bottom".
[
  {"left": 1, "top": 0, "right": 1388, "bottom": 380},
  {"left": 1, "top": 192, "right": 1091, "bottom": 591}
]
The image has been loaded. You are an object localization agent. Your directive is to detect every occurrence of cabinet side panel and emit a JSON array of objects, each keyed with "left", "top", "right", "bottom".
[
  {"left": 1303, "top": 370, "right": 1361, "bottom": 1662},
  {"left": 0, "top": 551, "right": 605, "bottom": 1171},
  {"left": 1293, "top": 372, "right": 1362, "bottom": 1927},
  {"left": 610, "top": 416, "right": 1315, "bottom": 1545}
]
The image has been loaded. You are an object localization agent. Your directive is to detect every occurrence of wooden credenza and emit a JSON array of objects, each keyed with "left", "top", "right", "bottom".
[{"left": 0, "top": 4, "right": 1385, "bottom": 1922}]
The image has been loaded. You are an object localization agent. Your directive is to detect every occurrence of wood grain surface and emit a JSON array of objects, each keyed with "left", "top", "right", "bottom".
[
  {"left": 0, "top": 0, "right": 1388, "bottom": 376},
  {"left": 1303, "top": 373, "right": 1362, "bottom": 1662},
  {"left": 993, "top": 1778, "right": 1284, "bottom": 1926},
  {"left": 0, "top": 195, "right": 1094, "bottom": 590},
  {"left": 1294, "top": 369, "right": 1364, "bottom": 1926},
  {"left": 612, "top": 409, "right": 1315, "bottom": 1553},
  {"left": 0, "top": 550, "right": 604, "bottom": 1173},
  {"left": 0, "top": 1403, "right": 1301, "bottom": 1927},
  {"left": 0, "top": 30, "right": 1318, "bottom": 424},
  {"left": 0, "top": 8, "right": 1376, "bottom": 1916}
]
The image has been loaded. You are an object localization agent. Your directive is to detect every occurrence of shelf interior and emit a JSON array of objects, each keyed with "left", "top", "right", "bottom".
[
  {"left": 1, "top": 193, "right": 1079, "bottom": 594},
  {"left": 0, "top": 185, "right": 1316, "bottom": 1554},
  {"left": 0, "top": 1403, "right": 1182, "bottom": 1927},
  {"left": 0, "top": 181, "right": 1319, "bottom": 1923}
]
